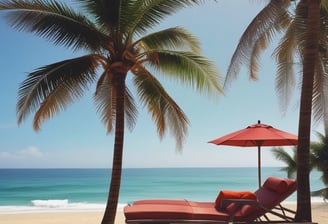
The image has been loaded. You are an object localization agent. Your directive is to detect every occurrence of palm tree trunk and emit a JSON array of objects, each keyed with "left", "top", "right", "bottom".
[
  {"left": 324, "top": 79, "right": 328, "bottom": 136},
  {"left": 101, "top": 72, "right": 127, "bottom": 224},
  {"left": 295, "top": 0, "right": 320, "bottom": 221}
]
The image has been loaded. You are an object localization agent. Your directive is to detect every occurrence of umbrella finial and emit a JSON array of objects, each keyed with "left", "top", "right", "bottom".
[{"left": 258, "top": 120, "right": 261, "bottom": 124}]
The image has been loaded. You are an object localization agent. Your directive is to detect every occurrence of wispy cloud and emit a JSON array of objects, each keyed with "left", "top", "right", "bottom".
[
  {"left": 19, "top": 146, "right": 44, "bottom": 158},
  {"left": 0, "top": 146, "right": 44, "bottom": 159},
  {"left": 0, "top": 151, "right": 12, "bottom": 158}
]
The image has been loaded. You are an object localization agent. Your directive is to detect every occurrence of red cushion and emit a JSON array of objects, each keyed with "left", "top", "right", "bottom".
[
  {"left": 240, "top": 204, "right": 259, "bottom": 216},
  {"left": 124, "top": 204, "right": 193, "bottom": 220},
  {"left": 262, "top": 176, "right": 288, "bottom": 193},
  {"left": 215, "top": 191, "right": 257, "bottom": 210}
]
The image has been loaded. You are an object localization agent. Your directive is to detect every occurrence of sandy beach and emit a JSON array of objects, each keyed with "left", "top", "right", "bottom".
[
  {"left": 0, "top": 202, "right": 326, "bottom": 224},
  {"left": 0, "top": 210, "right": 124, "bottom": 224}
]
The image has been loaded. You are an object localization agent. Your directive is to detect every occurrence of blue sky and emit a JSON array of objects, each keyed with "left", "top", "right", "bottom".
[{"left": 0, "top": 1, "right": 323, "bottom": 168}]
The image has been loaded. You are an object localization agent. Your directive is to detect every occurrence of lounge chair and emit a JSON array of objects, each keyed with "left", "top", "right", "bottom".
[{"left": 124, "top": 176, "right": 297, "bottom": 223}]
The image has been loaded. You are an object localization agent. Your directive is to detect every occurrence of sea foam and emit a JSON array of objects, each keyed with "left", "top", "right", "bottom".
[
  {"left": 0, "top": 199, "right": 127, "bottom": 214},
  {"left": 32, "top": 199, "right": 71, "bottom": 208}
]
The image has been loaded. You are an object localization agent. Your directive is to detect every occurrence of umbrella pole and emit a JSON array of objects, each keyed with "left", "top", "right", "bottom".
[{"left": 258, "top": 146, "right": 261, "bottom": 188}]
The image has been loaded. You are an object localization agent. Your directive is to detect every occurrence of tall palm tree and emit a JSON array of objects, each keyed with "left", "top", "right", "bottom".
[
  {"left": 0, "top": 1, "right": 222, "bottom": 223},
  {"left": 224, "top": 0, "right": 322, "bottom": 221},
  {"left": 295, "top": 0, "right": 320, "bottom": 221}
]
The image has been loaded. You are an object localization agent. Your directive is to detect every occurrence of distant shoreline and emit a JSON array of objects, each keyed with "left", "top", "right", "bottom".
[
  {"left": 1, "top": 200, "right": 326, "bottom": 215},
  {"left": 0, "top": 166, "right": 287, "bottom": 169}
]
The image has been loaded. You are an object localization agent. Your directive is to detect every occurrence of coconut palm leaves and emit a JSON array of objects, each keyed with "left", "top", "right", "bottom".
[
  {"left": 0, "top": 0, "right": 222, "bottom": 145},
  {"left": 311, "top": 132, "right": 328, "bottom": 186},
  {"left": 272, "top": 146, "right": 298, "bottom": 178},
  {"left": 274, "top": 1, "right": 328, "bottom": 121},
  {"left": 0, "top": 1, "right": 222, "bottom": 223},
  {"left": 311, "top": 133, "right": 328, "bottom": 201},
  {"left": 225, "top": 0, "right": 292, "bottom": 87},
  {"left": 273, "top": 132, "right": 328, "bottom": 201},
  {"left": 17, "top": 55, "right": 100, "bottom": 130},
  {"left": 225, "top": 0, "right": 323, "bottom": 221},
  {"left": 226, "top": 0, "right": 328, "bottom": 125}
]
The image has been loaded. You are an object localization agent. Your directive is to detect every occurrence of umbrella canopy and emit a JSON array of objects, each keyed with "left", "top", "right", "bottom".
[{"left": 209, "top": 120, "right": 298, "bottom": 187}]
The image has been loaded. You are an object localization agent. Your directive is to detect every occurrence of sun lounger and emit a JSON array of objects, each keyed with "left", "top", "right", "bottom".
[{"left": 124, "top": 176, "right": 297, "bottom": 223}]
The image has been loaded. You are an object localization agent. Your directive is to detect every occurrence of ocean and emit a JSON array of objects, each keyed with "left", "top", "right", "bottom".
[{"left": 0, "top": 167, "right": 325, "bottom": 213}]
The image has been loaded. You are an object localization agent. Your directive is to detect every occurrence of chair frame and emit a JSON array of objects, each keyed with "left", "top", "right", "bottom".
[{"left": 221, "top": 198, "right": 296, "bottom": 223}]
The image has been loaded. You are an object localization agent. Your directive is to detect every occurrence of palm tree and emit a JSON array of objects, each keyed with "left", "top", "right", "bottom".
[
  {"left": 272, "top": 133, "right": 328, "bottom": 201},
  {"left": 295, "top": 1, "right": 321, "bottom": 221},
  {"left": 224, "top": 0, "right": 322, "bottom": 221},
  {"left": 272, "top": 146, "right": 298, "bottom": 178},
  {"left": 310, "top": 132, "right": 328, "bottom": 200},
  {"left": 0, "top": 1, "right": 222, "bottom": 223}
]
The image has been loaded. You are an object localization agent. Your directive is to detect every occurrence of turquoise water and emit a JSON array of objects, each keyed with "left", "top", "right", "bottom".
[{"left": 0, "top": 167, "right": 325, "bottom": 213}]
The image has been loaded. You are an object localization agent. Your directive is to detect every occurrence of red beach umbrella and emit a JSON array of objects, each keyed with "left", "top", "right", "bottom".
[{"left": 209, "top": 120, "right": 298, "bottom": 187}]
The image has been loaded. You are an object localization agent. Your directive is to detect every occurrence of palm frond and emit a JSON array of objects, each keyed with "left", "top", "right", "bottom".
[
  {"left": 249, "top": 9, "right": 291, "bottom": 80},
  {"left": 310, "top": 132, "right": 328, "bottom": 184},
  {"left": 17, "top": 55, "right": 100, "bottom": 130},
  {"left": 272, "top": 146, "right": 297, "bottom": 178},
  {"left": 311, "top": 7, "right": 328, "bottom": 127},
  {"left": 82, "top": 0, "right": 137, "bottom": 36},
  {"left": 312, "top": 57, "right": 326, "bottom": 126},
  {"left": 225, "top": 0, "right": 291, "bottom": 89},
  {"left": 94, "top": 72, "right": 138, "bottom": 133},
  {"left": 147, "top": 50, "right": 222, "bottom": 97},
  {"left": 83, "top": 0, "right": 121, "bottom": 28},
  {"left": 293, "top": 1, "right": 308, "bottom": 51},
  {"left": 0, "top": 0, "right": 109, "bottom": 51},
  {"left": 128, "top": 0, "right": 205, "bottom": 35},
  {"left": 123, "top": 87, "right": 138, "bottom": 131},
  {"left": 94, "top": 72, "right": 116, "bottom": 133},
  {"left": 272, "top": 147, "right": 295, "bottom": 164},
  {"left": 138, "top": 27, "right": 201, "bottom": 54},
  {"left": 311, "top": 187, "right": 328, "bottom": 199},
  {"left": 133, "top": 68, "right": 189, "bottom": 150},
  {"left": 273, "top": 20, "right": 298, "bottom": 113},
  {"left": 249, "top": 34, "right": 266, "bottom": 80}
]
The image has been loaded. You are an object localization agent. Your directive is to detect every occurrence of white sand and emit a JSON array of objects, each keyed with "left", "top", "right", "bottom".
[
  {"left": 0, "top": 202, "right": 326, "bottom": 224},
  {"left": 0, "top": 211, "right": 124, "bottom": 224}
]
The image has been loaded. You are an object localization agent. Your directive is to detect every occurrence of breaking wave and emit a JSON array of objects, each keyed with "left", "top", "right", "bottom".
[{"left": 0, "top": 199, "right": 126, "bottom": 214}]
